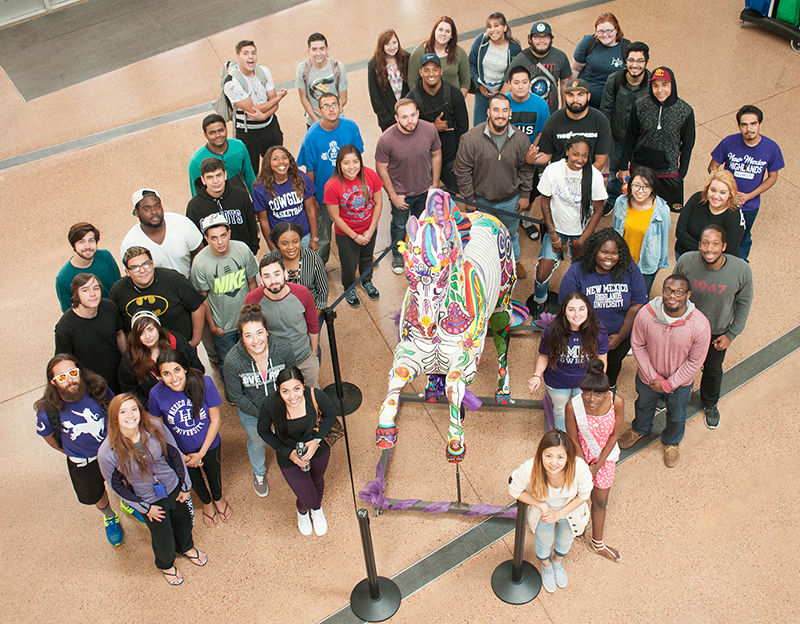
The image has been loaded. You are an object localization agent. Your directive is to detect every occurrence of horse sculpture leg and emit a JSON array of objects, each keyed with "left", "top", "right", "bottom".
[
  {"left": 489, "top": 309, "right": 512, "bottom": 404},
  {"left": 376, "top": 361, "right": 420, "bottom": 448},
  {"left": 444, "top": 370, "right": 467, "bottom": 463}
]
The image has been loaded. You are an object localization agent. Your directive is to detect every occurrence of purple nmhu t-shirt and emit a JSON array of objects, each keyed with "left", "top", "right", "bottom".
[
  {"left": 710, "top": 134, "right": 784, "bottom": 211},
  {"left": 148, "top": 376, "right": 222, "bottom": 454},
  {"left": 252, "top": 171, "right": 316, "bottom": 236},
  {"left": 540, "top": 325, "right": 609, "bottom": 389}
]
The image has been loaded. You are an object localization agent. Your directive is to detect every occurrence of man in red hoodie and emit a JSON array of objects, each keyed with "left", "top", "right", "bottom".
[{"left": 619, "top": 274, "right": 710, "bottom": 467}]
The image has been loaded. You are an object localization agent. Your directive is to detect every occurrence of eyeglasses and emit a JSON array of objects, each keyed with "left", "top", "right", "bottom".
[
  {"left": 532, "top": 35, "right": 551, "bottom": 40},
  {"left": 127, "top": 260, "right": 153, "bottom": 273},
  {"left": 631, "top": 183, "right": 651, "bottom": 192},
  {"left": 320, "top": 103, "right": 339, "bottom": 111},
  {"left": 626, "top": 58, "right": 646, "bottom": 65},
  {"left": 597, "top": 28, "right": 616, "bottom": 35},
  {"left": 662, "top": 287, "right": 687, "bottom": 297},
  {"left": 53, "top": 368, "right": 80, "bottom": 384}
]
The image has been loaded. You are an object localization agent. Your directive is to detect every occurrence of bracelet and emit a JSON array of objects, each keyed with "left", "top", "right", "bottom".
[
  {"left": 312, "top": 237, "right": 319, "bottom": 242},
  {"left": 532, "top": 375, "right": 541, "bottom": 378}
]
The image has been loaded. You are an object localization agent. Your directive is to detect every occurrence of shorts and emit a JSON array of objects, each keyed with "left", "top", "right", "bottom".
[{"left": 67, "top": 456, "right": 106, "bottom": 505}]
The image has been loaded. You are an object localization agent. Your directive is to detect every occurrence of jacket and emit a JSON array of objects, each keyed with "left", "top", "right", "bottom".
[
  {"left": 187, "top": 178, "right": 260, "bottom": 254},
  {"left": 631, "top": 298, "right": 711, "bottom": 392},
  {"left": 612, "top": 194, "right": 671, "bottom": 274},
  {"left": 599, "top": 68, "right": 651, "bottom": 144},
  {"left": 468, "top": 34, "right": 522, "bottom": 88},
  {"left": 367, "top": 58, "right": 410, "bottom": 132}
]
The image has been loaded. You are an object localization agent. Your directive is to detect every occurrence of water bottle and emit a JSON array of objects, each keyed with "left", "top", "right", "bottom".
[
  {"left": 296, "top": 441, "right": 311, "bottom": 472},
  {"left": 621, "top": 175, "right": 629, "bottom": 194}
]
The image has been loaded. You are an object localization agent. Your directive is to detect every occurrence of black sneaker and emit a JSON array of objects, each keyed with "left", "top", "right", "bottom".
[
  {"left": 602, "top": 202, "right": 614, "bottom": 217},
  {"left": 522, "top": 223, "right": 540, "bottom": 241},
  {"left": 345, "top": 290, "right": 360, "bottom": 308},
  {"left": 391, "top": 257, "right": 404, "bottom": 274},
  {"left": 362, "top": 280, "right": 380, "bottom": 301},
  {"left": 531, "top": 303, "right": 546, "bottom": 331},
  {"left": 704, "top": 405, "right": 720, "bottom": 429}
]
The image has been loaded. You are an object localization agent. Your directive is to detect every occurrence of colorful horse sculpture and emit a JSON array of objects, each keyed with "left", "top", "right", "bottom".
[{"left": 376, "top": 189, "right": 516, "bottom": 462}]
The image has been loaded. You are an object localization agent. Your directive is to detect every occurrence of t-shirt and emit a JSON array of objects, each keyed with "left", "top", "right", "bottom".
[
  {"left": 148, "top": 376, "right": 222, "bottom": 455},
  {"left": 540, "top": 325, "right": 609, "bottom": 389},
  {"left": 109, "top": 268, "right": 206, "bottom": 341},
  {"left": 36, "top": 389, "right": 114, "bottom": 459},
  {"left": 623, "top": 203, "right": 655, "bottom": 262},
  {"left": 55, "top": 249, "right": 121, "bottom": 313},
  {"left": 374, "top": 121, "right": 442, "bottom": 196},
  {"left": 558, "top": 262, "right": 647, "bottom": 336},
  {"left": 537, "top": 159, "right": 608, "bottom": 235},
  {"left": 120, "top": 213, "right": 203, "bottom": 279},
  {"left": 507, "top": 93, "right": 550, "bottom": 143},
  {"left": 191, "top": 241, "right": 259, "bottom": 333},
  {"left": 252, "top": 172, "right": 316, "bottom": 237},
  {"left": 295, "top": 59, "right": 350, "bottom": 126},
  {"left": 297, "top": 118, "right": 364, "bottom": 204},
  {"left": 54, "top": 299, "right": 124, "bottom": 394},
  {"left": 538, "top": 108, "right": 612, "bottom": 163},
  {"left": 710, "top": 134, "right": 785, "bottom": 211},
  {"left": 573, "top": 36, "right": 626, "bottom": 105},
  {"left": 188, "top": 139, "right": 255, "bottom": 195},
  {"left": 323, "top": 167, "right": 383, "bottom": 235},
  {"left": 505, "top": 47, "right": 572, "bottom": 113},
  {"left": 224, "top": 64, "right": 277, "bottom": 131}
]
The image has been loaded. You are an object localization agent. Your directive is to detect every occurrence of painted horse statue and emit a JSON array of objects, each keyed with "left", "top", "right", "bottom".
[{"left": 376, "top": 189, "right": 516, "bottom": 463}]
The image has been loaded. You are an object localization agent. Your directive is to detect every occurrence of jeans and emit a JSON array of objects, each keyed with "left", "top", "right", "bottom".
[
  {"left": 642, "top": 271, "right": 658, "bottom": 298},
  {"left": 185, "top": 443, "right": 223, "bottom": 505},
  {"left": 472, "top": 91, "right": 491, "bottom": 127},
  {"left": 545, "top": 384, "right": 581, "bottom": 432},
  {"left": 632, "top": 375, "right": 693, "bottom": 446},
  {"left": 739, "top": 208, "right": 758, "bottom": 262},
  {"left": 534, "top": 232, "right": 579, "bottom": 303},
  {"left": 238, "top": 408, "right": 266, "bottom": 476},
  {"left": 390, "top": 192, "right": 427, "bottom": 259},
  {"left": 212, "top": 330, "right": 240, "bottom": 385},
  {"left": 475, "top": 194, "right": 521, "bottom": 261},
  {"left": 534, "top": 517, "right": 574, "bottom": 560},
  {"left": 700, "top": 334, "right": 727, "bottom": 408},
  {"left": 300, "top": 232, "right": 311, "bottom": 248},
  {"left": 335, "top": 232, "right": 376, "bottom": 288},
  {"left": 280, "top": 450, "right": 330, "bottom": 514},
  {"left": 606, "top": 140, "right": 624, "bottom": 209},
  {"left": 440, "top": 159, "right": 458, "bottom": 194}
]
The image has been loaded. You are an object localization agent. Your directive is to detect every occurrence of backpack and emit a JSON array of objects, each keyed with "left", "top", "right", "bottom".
[
  {"left": 585, "top": 35, "right": 631, "bottom": 59},
  {"left": 211, "top": 61, "right": 269, "bottom": 122},
  {"left": 301, "top": 58, "right": 342, "bottom": 96},
  {"left": 410, "top": 80, "right": 454, "bottom": 124},
  {"left": 46, "top": 408, "right": 63, "bottom": 449}
]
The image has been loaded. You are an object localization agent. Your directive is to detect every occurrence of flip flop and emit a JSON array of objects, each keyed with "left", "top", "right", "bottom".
[
  {"left": 202, "top": 507, "right": 217, "bottom": 528},
  {"left": 215, "top": 501, "right": 232, "bottom": 523},
  {"left": 183, "top": 548, "right": 208, "bottom": 567},
  {"left": 163, "top": 567, "right": 184, "bottom": 586}
]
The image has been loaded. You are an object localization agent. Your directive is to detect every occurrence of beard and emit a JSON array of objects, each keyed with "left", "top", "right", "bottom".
[
  {"left": 567, "top": 100, "right": 589, "bottom": 114},
  {"left": 60, "top": 379, "right": 86, "bottom": 403},
  {"left": 489, "top": 118, "right": 508, "bottom": 133}
]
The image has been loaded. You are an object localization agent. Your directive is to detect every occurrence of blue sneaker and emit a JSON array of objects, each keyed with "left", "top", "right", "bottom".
[
  {"left": 121, "top": 501, "right": 147, "bottom": 524},
  {"left": 104, "top": 514, "right": 124, "bottom": 546}
]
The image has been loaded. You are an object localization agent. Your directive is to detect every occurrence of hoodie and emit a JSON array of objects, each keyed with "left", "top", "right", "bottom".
[
  {"left": 630, "top": 297, "right": 710, "bottom": 392},
  {"left": 187, "top": 178, "right": 260, "bottom": 254},
  {"left": 620, "top": 67, "right": 695, "bottom": 179}
]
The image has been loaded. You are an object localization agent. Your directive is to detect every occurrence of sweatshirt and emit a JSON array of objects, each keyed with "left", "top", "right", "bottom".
[
  {"left": 599, "top": 68, "right": 651, "bottom": 144},
  {"left": 187, "top": 178, "right": 260, "bottom": 254},
  {"left": 631, "top": 298, "right": 711, "bottom": 392}
]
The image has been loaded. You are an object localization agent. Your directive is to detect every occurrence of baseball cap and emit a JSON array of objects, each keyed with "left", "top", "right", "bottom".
[
  {"left": 649, "top": 67, "right": 673, "bottom": 82},
  {"left": 131, "top": 188, "right": 160, "bottom": 215},
  {"left": 564, "top": 79, "right": 589, "bottom": 93},
  {"left": 419, "top": 53, "right": 441, "bottom": 67},
  {"left": 201, "top": 212, "right": 230, "bottom": 234},
  {"left": 529, "top": 21, "right": 552, "bottom": 35}
]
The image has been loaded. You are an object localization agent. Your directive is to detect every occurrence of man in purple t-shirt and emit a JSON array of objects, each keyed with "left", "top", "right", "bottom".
[{"left": 709, "top": 104, "right": 784, "bottom": 262}]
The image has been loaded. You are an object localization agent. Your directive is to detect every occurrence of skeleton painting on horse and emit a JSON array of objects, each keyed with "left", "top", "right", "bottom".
[{"left": 376, "top": 189, "right": 516, "bottom": 462}]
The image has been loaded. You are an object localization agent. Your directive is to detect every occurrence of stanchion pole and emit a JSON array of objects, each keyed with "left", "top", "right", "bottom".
[
  {"left": 491, "top": 500, "right": 541, "bottom": 604},
  {"left": 322, "top": 307, "right": 363, "bottom": 416},
  {"left": 350, "top": 509, "right": 401, "bottom": 622}
]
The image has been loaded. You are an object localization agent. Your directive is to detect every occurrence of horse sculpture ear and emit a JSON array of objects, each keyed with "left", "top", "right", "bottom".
[
  {"left": 427, "top": 188, "right": 452, "bottom": 226},
  {"left": 407, "top": 215, "right": 419, "bottom": 240}
]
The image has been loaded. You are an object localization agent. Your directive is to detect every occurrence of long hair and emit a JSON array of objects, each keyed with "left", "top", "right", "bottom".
[
  {"left": 547, "top": 291, "right": 602, "bottom": 366},
  {"left": 701, "top": 170, "right": 738, "bottom": 212},
  {"left": 372, "top": 29, "right": 410, "bottom": 90},
  {"left": 34, "top": 355, "right": 109, "bottom": 414},
  {"left": 128, "top": 316, "right": 172, "bottom": 383},
  {"left": 529, "top": 430, "right": 578, "bottom": 500},
  {"left": 595, "top": 12, "right": 623, "bottom": 42},
  {"left": 155, "top": 350, "right": 206, "bottom": 419},
  {"left": 271, "top": 366, "right": 306, "bottom": 444},
  {"left": 106, "top": 393, "right": 168, "bottom": 480},
  {"left": 330, "top": 145, "right": 371, "bottom": 200},
  {"left": 579, "top": 358, "right": 610, "bottom": 393},
  {"left": 424, "top": 16, "right": 459, "bottom": 65},
  {"left": 486, "top": 12, "right": 520, "bottom": 46},
  {"left": 256, "top": 146, "right": 305, "bottom": 201},
  {"left": 564, "top": 135, "right": 594, "bottom": 227},
  {"left": 578, "top": 228, "right": 634, "bottom": 283}
]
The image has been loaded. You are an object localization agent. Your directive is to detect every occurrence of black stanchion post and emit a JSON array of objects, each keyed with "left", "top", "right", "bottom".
[
  {"left": 322, "top": 308, "right": 363, "bottom": 416},
  {"left": 491, "top": 500, "right": 541, "bottom": 604},
  {"left": 350, "top": 509, "right": 401, "bottom": 622}
]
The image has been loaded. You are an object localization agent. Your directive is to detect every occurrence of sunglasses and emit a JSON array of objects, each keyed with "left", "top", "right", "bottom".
[{"left": 53, "top": 368, "right": 80, "bottom": 384}]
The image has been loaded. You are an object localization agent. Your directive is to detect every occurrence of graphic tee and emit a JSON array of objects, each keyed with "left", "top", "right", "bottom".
[
  {"left": 507, "top": 93, "right": 550, "bottom": 143},
  {"left": 710, "top": 134, "right": 784, "bottom": 211},
  {"left": 538, "top": 159, "right": 607, "bottom": 235},
  {"left": 297, "top": 118, "right": 364, "bottom": 204},
  {"left": 252, "top": 172, "right": 316, "bottom": 237},
  {"left": 540, "top": 326, "right": 609, "bottom": 389},
  {"left": 36, "top": 389, "right": 114, "bottom": 458},
  {"left": 323, "top": 167, "right": 383, "bottom": 235},
  {"left": 148, "top": 376, "right": 222, "bottom": 455}
]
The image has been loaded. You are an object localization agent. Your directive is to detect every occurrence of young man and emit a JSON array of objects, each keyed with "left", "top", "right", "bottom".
[
  {"left": 54, "top": 274, "right": 126, "bottom": 394},
  {"left": 503, "top": 21, "right": 572, "bottom": 114},
  {"left": 191, "top": 214, "right": 259, "bottom": 382},
  {"left": 296, "top": 33, "right": 349, "bottom": 128},
  {"left": 297, "top": 93, "right": 363, "bottom": 264},
  {"left": 599, "top": 42, "right": 651, "bottom": 215},
  {"left": 56, "top": 222, "right": 120, "bottom": 312},
  {"left": 188, "top": 114, "right": 255, "bottom": 196},
  {"left": 375, "top": 98, "right": 442, "bottom": 274},
  {"left": 120, "top": 189, "right": 203, "bottom": 279},
  {"left": 35, "top": 355, "right": 131, "bottom": 546},
  {"left": 408, "top": 53, "right": 469, "bottom": 193},
  {"left": 675, "top": 225, "right": 753, "bottom": 429},
  {"left": 454, "top": 94, "right": 536, "bottom": 277},
  {"left": 709, "top": 105, "right": 784, "bottom": 261},
  {"left": 618, "top": 67, "right": 696, "bottom": 213},
  {"left": 224, "top": 40, "right": 288, "bottom": 178},
  {"left": 109, "top": 246, "right": 205, "bottom": 348},
  {"left": 621, "top": 274, "right": 711, "bottom": 467},
  {"left": 245, "top": 257, "right": 320, "bottom": 389},
  {"left": 187, "top": 158, "right": 260, "bottom": 255}
]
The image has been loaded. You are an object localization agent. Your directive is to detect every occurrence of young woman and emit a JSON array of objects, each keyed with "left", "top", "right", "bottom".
[
  {"left": 118, "top": 311, "right": 204, "bottom": 410},
  {"left": 532, "top": 135, "right": 606, "bottom": 322},
  {"left": 408, "top": 16, "right": 471, "bottom": 97},
  {"left": 257, "top": 367, "right": 337, "bottom": 537},
  {"left": 149, "top": 350, "right": 231, "bottom": 528},
  {"left": 324, "top": 145, "right": 383, "bottom": 308},
  {"left": 565, "top": 360, "right": 624, "bottom": 562},
  {"left": 570, "top": 13, "right": 629, "bottom": 108},
  {"left": 252, "top": 146, "right": 318, "bottom": 251},
  {"left": 508, "top": 430, "right": 593, "bottom": 593},
  {"left": 223, "top": 304, "right": 296, "bottom": 498},
  {"left": 675, "top": 170, "right": 745, "bottom": 258},
  {"left": 367, "top": 29, "right": 411, "bottom": 131},
  {"left": 612, "top": 166, "right": 671, "bottom": 295},
  {"left": 98, "top": 394, "right": 206, "bottom": 586},
  {"left": 558, "top": 229, "right": 647, "bottom": 388},
  {"left": 468, "top": 13, "right": 521, "bottom": 126},
  {"left": 528, "top": 291, "right": 608, "bottom": 431}
]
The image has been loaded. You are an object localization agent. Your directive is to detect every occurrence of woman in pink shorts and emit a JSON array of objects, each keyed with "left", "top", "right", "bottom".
[{"left": 566, "top": 358, "right": 624, "bottom": 561}]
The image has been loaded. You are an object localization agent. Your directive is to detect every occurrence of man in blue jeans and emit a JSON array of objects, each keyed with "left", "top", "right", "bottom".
[{"left": 620, "top": 274, "right": 710, "bottom": 467}]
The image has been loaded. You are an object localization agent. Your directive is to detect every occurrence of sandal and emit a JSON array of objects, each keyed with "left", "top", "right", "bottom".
[
  {"left": 202, "top": 505, "right": 217, "bottom": 528},
  {"left": 163, "top": 567, "right": 184, "bottom": 586},
  {"left": 589, "top": 540, "right": 621, "bottom": 562},
  {"left": 183, "top": 548, "right": 208, "bottom": 567},
  {"left": 215, "top": 501, "right": 232, "bottom": 523}
]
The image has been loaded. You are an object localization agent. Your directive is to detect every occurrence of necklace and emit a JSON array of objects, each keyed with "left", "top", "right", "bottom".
[{"left": 285, "top": 256, "right": 302, "bottom": 282}]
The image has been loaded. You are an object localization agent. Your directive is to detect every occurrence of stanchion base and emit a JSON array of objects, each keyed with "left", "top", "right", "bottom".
[
  {"left": 323, "top": 382, "right": 363, "bottom": 416},
  {"left": 491, "top": 560, "right": 541, "bottom": 604},
  {"left": 350, "top": 577, "right": 401, "bottom": 622}
]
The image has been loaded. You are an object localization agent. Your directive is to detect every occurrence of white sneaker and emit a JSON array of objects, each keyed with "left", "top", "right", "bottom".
[
  {"left": 552, "top": 560, "right": 568, "bottom": 588},
  {"left": 541, "top": 563, "right": 556, "bottom": 593},
  {"left": 297, "top": 511, "right": 313, "bottom": 536},
  {"left": 310, "top": 508, "right": 328, "bottom": 536},
  {"left": 253, "top": 473, "right": 269, "bottom": 497}
]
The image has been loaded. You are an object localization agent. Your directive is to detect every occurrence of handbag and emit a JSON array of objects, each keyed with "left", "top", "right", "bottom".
[{"left": 311, "top": 390, "right": 344, "bottom": 446}]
